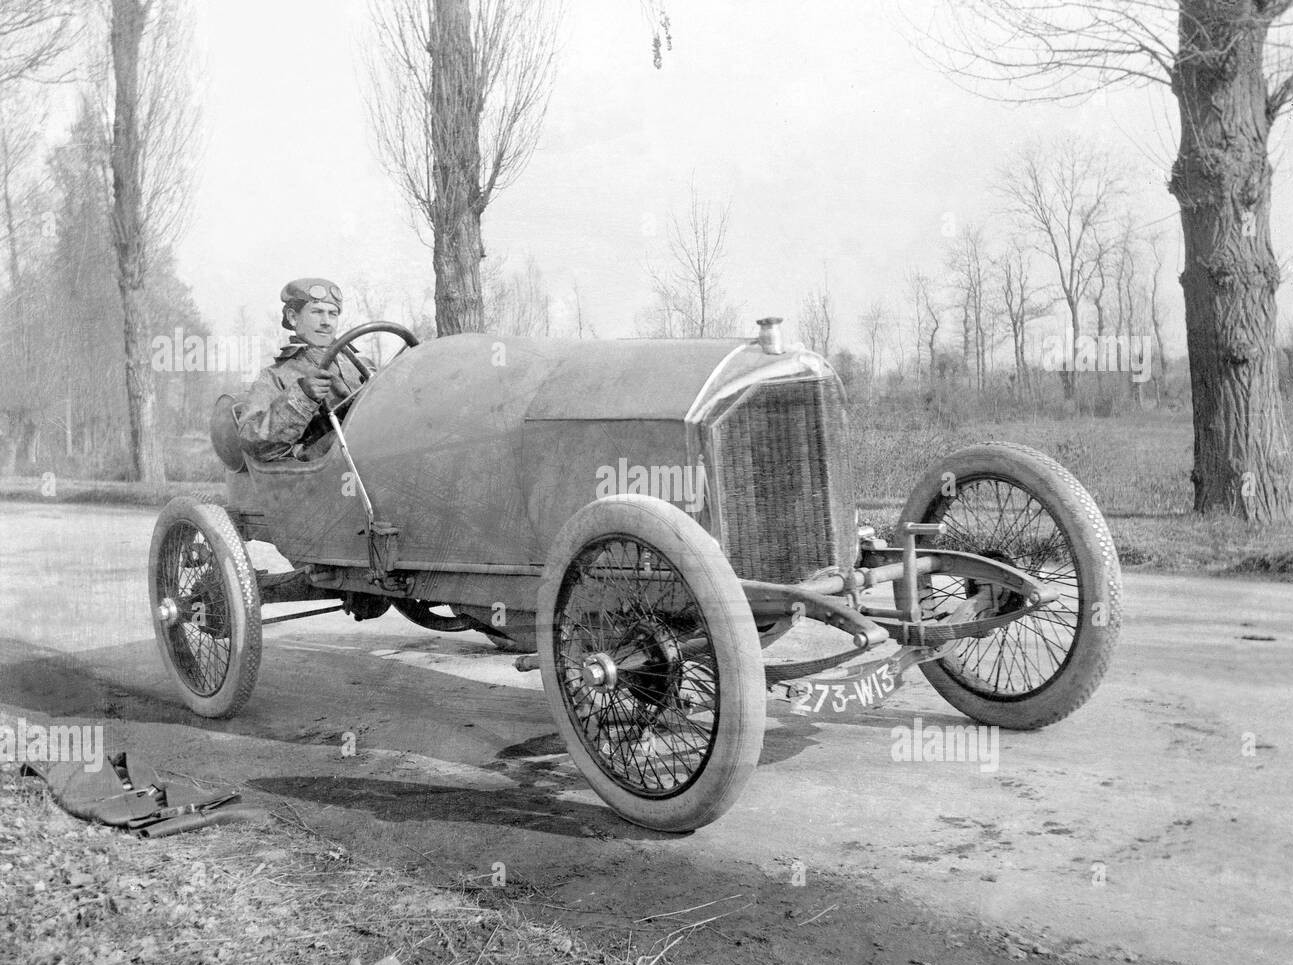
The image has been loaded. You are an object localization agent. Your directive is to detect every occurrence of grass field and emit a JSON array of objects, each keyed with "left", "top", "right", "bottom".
[{"left": 849, "top": 400, "right": 1293, "bottom": 579}]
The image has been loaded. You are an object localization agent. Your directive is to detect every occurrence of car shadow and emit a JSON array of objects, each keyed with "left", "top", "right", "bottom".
[
  {"left": 0, "top": 638, "right": 200, "bottom": 728},
  {"left": 248, "top": 773, "right": 673, "bottom": 841},
  {"left": 0, "top": 631, "right": 979, "bottom": 832},
  {"left": 758, "top": 706, "right": 976, "bottom": 765},
  {"left": 0, "top": 636, "right": 785, "bottom": 838}
]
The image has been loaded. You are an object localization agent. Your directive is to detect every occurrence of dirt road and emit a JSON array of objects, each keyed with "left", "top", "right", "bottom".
[{"left": 2, "top": 501, "right": 1289, "bottom": 964}]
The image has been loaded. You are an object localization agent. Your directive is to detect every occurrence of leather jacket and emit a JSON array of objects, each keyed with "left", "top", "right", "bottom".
[{"left": 236, "top": 339, "right": 371, "bottom": 461}]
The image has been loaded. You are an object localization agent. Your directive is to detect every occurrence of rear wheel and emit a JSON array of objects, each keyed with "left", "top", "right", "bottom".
[
  {"left": 148, "top": 497, "right": 261, "bottom": 718},
  {"left": 537, "top": 495, "right": 765, "bottom": 832},
  {"left": 895, "top": 443, "right": 1120, "bottom": 729}
]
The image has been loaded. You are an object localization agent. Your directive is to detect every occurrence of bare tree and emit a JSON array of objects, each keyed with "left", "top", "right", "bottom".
[
  {"left": 0, "top": 85, "right": 42, "bottom": 312},
  {"left": 0, "top": 0, "right": 78, "bottom": 88},
  {"left": 1092, "top": 213, "right": 1153, "bottom": 407},
  {"left": 1148, "top": 232, "right": 1171, "bottom": 382},
  {"left": 1112, "top": 216, "right": 1146, "bottom": 403},
  {"left": 0, "top": 2, "right": 78, "bottom": 472},
  {"left": 859, "top": 299, "right": 888, "bottom": 385},
  {"left": 351, "top": 277, "right": 394, "bottom": 364},
  {"left": 946, "top": 223, "right": 989, "bottom": 392},
  {"left": 365, "top": 0, "right": 560, "bottom": 337},
  {"left": 919, "top": 0, "right": 1293, "bottom": 521},
  {"left": 644, "top": 181, "right": 736, "bottom": 338},
  {"left": 570, "top": 278, "right": 591, "bottom": 338},
  {"left": 1090, "top": 228, "right": 1117, "bottom": 402},
  {"left": 995, "top": 141, "right": 1124, "bottom": 400},
  {"left": 0, "top": 88, "right": 44, "bottom": 473},
  {"left": 798, "top": 278, "right": 834, "bottom": 356},
  {"left": 22, "top": 101, "right": 116, "bottom": 471},
  {"left": 107, "top": 0, "right": 201, "bottom": 484},
  {"left": 483, "top": 254, "right": 550, "bottom": 336},
  {"left": 640, "top": 0, "right": 672, "bottom": 68},
  {"left": 994, "top": 239, "right": 1049, "bottom": 398},
  {"left": 402, "top": 284, "right": 437, "bottom": 337},
  {"left": 907, "top": 268, "right": 942, "bottom": 383}
]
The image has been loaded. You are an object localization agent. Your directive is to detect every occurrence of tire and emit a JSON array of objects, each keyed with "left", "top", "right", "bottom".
[
  {"left": 894, "top": 443, "right": 1121, "bottom": 730},
  {"left": 536, "top": 495, "right": 765, "bottom": 832},
  {"left": 148, "top": 497, "right": 262, "bottom": 718}
]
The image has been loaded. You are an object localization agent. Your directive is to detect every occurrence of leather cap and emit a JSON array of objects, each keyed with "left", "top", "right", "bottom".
[{"left": 280, "top": 278, "right": 342, "bottom": 330}]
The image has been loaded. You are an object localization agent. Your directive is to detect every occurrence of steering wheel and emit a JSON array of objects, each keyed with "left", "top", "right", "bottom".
[
  {"left": 317, "top": 321, "right": 420, "bottom": 412},
  {"left": 319, "top": 321, "right": 420, "bottom": 379}
]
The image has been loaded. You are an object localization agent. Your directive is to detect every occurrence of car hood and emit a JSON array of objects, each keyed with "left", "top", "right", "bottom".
[{"left": 522, "top": 336, "right": 833, "bottom": 422}]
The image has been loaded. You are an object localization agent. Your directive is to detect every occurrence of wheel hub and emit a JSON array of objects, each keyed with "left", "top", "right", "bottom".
[
  {"left": 184, "top": 544, "right": 212, "bottom": 567},
  {"left": 968, "top": 549, "right": 1026, "bottom": 614},
  {"left": 581, "top": 653, "right": 618, "bottom": 692},
  {"left": 155, "top": 597, "right": 180, "bottom": 627},
  {"left": 614, "top": 621, "right": 682, "bottom": 707}
]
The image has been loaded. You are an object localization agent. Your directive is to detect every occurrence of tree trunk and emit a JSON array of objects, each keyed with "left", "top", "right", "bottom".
[
  {"left": 1170, "top": 1, "right": 1292, "bottom": 521},
  {"left": 1148, "top": 240, "right": 1170, "bottom": 389},
  {"left": 0, "top": 124, "right": 21, "bottom": 292},
  {"left": 973, "top": 309, "right": 982, "bottom": 392},
  {"left": 430, "top": 0, "right": 485, "bottom": 337},
  {"left": 1, "top": 120, "right": 37, "bottom": 465},
  {"left": 1093, "top": 268, "right": 1107, "bottom": 400},
  {"left": 1012, "top": 315, "right": 1027, "bottom": 396},
  {"left": 1, "top": 411, "right": 37, "bottom": 475},
  {"left": 110, "top": 0, "right": 165, "bottom": 484},
  {"left": 0, "top": 428, "right": 13, "bottom": 477},
  {"left": 960, "top": 302, "right": 971, "bottom": 386},
  {"left": 1063, "top": 296, "right": 1079, "bottom": 400}
]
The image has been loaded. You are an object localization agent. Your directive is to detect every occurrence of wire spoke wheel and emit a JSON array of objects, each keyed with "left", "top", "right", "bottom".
[
  {"left": 148, "top": 498, "right": 262, "bottom": 718},
  {"left": 896, "top": 444, "right": 1121, "bottom": 730},
  {"left": 156, "top": 523, "right": 233, "bottom": 697},
  {"left": 537, "top": 496, "right": 764, "bottom": 832},
  {"left": 922, "top": 478, "right": 1080, "bottom": 698},
  {"left": 554, "top": 536, "right": 719, "bottom": 797}
]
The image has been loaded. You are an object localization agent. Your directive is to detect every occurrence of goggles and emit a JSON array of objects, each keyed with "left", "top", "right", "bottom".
[{"left": 304, "top": 283, "right": 343, "bottom": 303}]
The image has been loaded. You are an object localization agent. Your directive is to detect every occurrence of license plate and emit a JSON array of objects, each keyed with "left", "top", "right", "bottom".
[{"left": 788, "top": 658, "right": 905, "bottom": 715}]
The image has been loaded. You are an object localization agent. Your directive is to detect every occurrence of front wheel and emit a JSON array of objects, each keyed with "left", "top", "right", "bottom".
[
  {"left": 536, "top": 495, "right": 765, "bottom": 832},
  {"left": 895, "top": 443, "right": 1121, "bottom": 730},
  {"left": 148, "top": 497, "right": 262, "bottom": 718}
]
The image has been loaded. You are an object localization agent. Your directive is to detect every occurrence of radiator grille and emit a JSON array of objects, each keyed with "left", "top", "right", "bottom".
[{"left": 708, "top": 378, "right": 855, "bottom": 584}]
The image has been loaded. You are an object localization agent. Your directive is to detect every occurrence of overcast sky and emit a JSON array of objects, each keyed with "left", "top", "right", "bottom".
[{"left": 174, "top": 0, "right": 1293, "bottom": 358}]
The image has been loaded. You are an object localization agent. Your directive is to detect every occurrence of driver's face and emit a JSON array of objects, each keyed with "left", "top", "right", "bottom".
[{"left": 290, "top": 300, "right": 340, "bottom": 348}]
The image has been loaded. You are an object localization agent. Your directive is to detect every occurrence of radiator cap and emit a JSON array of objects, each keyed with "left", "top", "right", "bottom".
[{"left": 755, "top": 316, "right": 785, "bottom": 355}]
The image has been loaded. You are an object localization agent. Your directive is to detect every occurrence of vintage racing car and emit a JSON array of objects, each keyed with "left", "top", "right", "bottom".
[{"left": 148, "top": 318, "right": 1121, "bottom": 831}]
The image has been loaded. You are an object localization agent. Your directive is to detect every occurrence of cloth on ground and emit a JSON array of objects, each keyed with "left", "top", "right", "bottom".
[{"left": 21, "top": 751, "right": 266, "bottom": 838}]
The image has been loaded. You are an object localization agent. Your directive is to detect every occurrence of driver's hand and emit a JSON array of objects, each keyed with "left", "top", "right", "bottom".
[{"left": 298, "top": 367, "right": 340, "bottom": 403}]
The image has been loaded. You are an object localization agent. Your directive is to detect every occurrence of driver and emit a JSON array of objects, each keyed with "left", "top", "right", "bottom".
[{"left": 237, "top": 278, "right": 371, "bottom": 461}]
